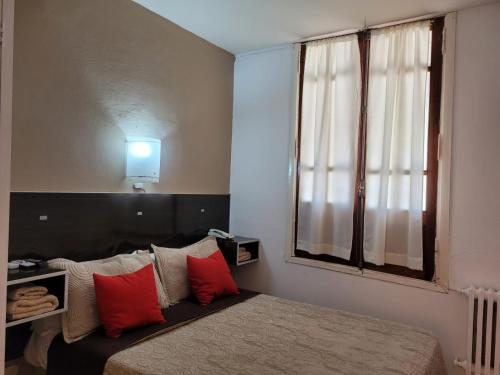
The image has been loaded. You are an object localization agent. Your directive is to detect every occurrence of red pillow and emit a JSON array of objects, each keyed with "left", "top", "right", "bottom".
[
  {"left": 93, "top": 264, "right": 166, "bottom": 338},
  {"left": 187, "top": 250, "right": 239, "bottom": 305}
]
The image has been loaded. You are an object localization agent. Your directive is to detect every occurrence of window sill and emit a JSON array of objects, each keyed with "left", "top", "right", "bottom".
[{"left": 286, "top": 255, "right": 448, "bottom": 294}]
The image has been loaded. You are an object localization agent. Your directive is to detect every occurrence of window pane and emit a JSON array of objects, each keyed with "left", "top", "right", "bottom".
[
  {"left": 363, "top": 21, "right": 431, "bottom": 270},
  {"left": 296, "top": 35, "right": 361, "bottom": 259},
  {"left": 328, "top": 170, "right": 353, "bottom": 205},
  {"left": 299, "top": 169, "right": 313, "bottom": 202},
  {"left": 424, "top": 71, "right": 430, "bottom": 169}
]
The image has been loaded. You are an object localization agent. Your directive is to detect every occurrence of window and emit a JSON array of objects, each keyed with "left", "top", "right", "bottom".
[{"left": 293, "top": 18, "right": 444, "bottom": 282}]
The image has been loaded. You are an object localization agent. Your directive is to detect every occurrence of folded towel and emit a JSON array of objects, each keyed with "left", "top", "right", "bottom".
[
  {"left": 7, "top": 295, "right": 59, "bottom": 320},
  {"left": 8, "top": 284, "right": 48, "bottom": 301},
  {"left": 238, "top": 250, "right": 252, "bottom": 262},
  {"left": 239, "top": 254, "right": 252, "bottom": 262},
  {"left": 7, "top": 305, "right": 58, "bottom": 321}
]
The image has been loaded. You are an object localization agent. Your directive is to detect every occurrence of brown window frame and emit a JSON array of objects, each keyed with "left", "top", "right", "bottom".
[{"left": 294, "top": 18, "right": 444, "bottom": 282}]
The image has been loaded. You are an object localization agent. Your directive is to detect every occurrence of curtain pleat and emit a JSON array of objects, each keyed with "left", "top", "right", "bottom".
[
  {"left": 363, "top": 21, "right": 431, "bottom": 270},
  {"left": 297, "top": 35, "right": 361, "bottom": 259}
]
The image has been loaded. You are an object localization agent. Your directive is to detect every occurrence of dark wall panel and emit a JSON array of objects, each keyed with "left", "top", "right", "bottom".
[{"left": 9, "top": 193, "right": 230, "bottom": 261}]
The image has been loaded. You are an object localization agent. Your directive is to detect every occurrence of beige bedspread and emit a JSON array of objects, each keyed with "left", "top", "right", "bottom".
[{"left": 104, "top": 294, "right": 446, "bottom": 375}]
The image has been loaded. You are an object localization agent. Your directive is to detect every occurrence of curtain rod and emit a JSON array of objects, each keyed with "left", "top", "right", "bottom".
[{"left": 296, "top": 12, "right": 446, "bottom": 45}]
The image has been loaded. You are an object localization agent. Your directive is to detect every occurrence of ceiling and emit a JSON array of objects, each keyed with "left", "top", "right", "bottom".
[{"left": 133, "top": 0, "right": 497, "bottom": 55}]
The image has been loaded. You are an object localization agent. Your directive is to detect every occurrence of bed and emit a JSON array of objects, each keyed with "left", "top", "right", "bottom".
[
  {"left": 45, "top": 290, "right": 446, "bottom": 375},
  {"left": 11, "top": 194, "right": 446, "bottom": 375}
]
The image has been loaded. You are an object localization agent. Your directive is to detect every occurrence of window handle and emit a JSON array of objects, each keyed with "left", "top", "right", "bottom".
[{"left": 358, "top": 181, "right": 366, "bottom": 198}]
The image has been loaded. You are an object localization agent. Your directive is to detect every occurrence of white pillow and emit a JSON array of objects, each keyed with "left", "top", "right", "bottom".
[
  {"left": 48, "top": 253, "right": 169, "bottom": 343},
  {"left": 24, "top": 315, "right": 62, "bottom": 369},
  {"left": 132, "top": 249, "right": 155, "bottom": 262},
  {"left": 152, "top": 237, "right": 219, "bottom": 303},
  {"left": 98, "top": 253, "right": 168, "bottom": 306}
]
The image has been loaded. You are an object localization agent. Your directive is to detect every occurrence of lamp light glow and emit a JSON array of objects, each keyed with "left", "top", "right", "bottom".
[
  {"left": 130, "top": 142, "right": 152, "bottom": 158},
  {"left": 125, "top": 137, "right": 161, "bottom": 182}
]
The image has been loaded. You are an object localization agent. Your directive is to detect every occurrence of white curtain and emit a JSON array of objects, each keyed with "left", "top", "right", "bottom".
[
  {"left": 297, "top": 35, "right": 361, "bottom": 259},
  {"left": 363, "top": 21, "right": 431, "bottom": 270}
]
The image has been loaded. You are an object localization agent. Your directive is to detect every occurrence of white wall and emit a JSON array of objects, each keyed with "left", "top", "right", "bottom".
[
  {"left": 448, "top": 2, "right": 500, "bottom": 291},
  {"left": 230, "top": 3, "right": 500, "bottom": 374}
]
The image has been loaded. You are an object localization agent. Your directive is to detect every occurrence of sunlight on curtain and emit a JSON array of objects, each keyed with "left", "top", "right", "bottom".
[
  {"left": 297, "top": 35, "right": 361, "bottom": 259},
  {"left": 363, "top": 21, "right": 431, "bottom": 270}
]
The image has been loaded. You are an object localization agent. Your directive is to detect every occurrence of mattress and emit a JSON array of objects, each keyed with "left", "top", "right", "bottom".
[{"left": 103, "top": 294, "right": 446, "bottom": 375}]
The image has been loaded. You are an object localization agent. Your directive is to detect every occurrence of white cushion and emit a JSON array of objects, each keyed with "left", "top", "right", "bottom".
[
  {"left": 24, "top": 315, "right": 62, "bottom": 369},
  {"left": 48, "top": 252, "right": 169, "bottom": 343},
  {"left": 152, "top": 237, "right": 219, "bottom": 303}
]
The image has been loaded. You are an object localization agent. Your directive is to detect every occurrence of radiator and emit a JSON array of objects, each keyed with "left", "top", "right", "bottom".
[{"left": 455, "top": 287, "right": 500, "bottom": 375}]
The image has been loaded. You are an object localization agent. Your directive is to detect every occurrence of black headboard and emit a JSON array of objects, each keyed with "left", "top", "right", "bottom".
[{"left": 8, "top": 192, "right": 230, "bottom": 261}]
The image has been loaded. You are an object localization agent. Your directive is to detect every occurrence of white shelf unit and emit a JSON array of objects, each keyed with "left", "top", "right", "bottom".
[{"left": 6, "top": 269, "right": 68, "bottom": 328}]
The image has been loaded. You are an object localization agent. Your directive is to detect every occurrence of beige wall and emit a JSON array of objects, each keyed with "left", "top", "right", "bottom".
[
  {"left": 1, "top": 0, "right": 15, "bottom": 372},
  {"left": 11, "top": 0, "right": 234, "bottom": 194}
]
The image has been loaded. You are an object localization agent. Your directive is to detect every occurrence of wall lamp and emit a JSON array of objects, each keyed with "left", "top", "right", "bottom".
[{"left": 125, "top": 137, "right": 161, "bottom": 183}]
